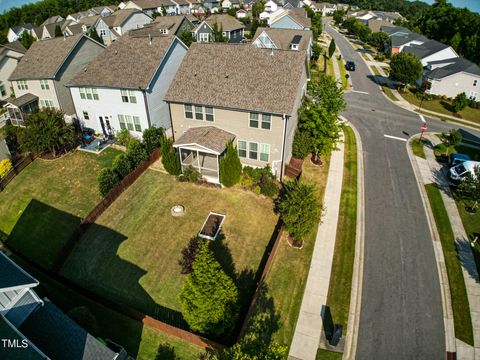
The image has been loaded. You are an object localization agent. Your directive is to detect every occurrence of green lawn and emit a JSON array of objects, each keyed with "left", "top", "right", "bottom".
[
  {"left": 316, "top": 349, "right": 343, "bottom": 360},
  {"left": 0, "top": 148, "right": 120, "bottom": 269},
  {"left": 425, "top": 184, "right": 474, "bottom": 345},
  {"left": 250, "top": 154, "right": 331, "bottom": 346},
  {"left": 326, "top": 125, "right": 357, "bottom": 331},
  {"left": 61, "top": 170, "right": 278, "bottom": 320},
  {"left": 370, "top": 66, "right": 380, "bottom": 76},
  {"left": 411, "top": 138, "right": 426, "bottom": 159},
  {"left": 382, "top": 86, "right": 398, "bottom": 102},
  {"left": 337, "top": 58, "right": 348, "bottom": 89},
  {"left": 328, "top": 56, "right": 335, "bottom": 78}
]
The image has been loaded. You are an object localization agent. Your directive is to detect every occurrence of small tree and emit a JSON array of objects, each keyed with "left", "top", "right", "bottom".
[
  {"left": 276, "top": 180, "right": 321, "bottom": 245},
  {"left": 112, "top": 153, "right": 132, "bottom": 179},
  {"left": 179, "top": 241, "right": 239, "bottom": 336},
  {"left": 252, "top": 0, "right": 264, "bottom": 18},
  {"left": 211, "top": 22, "right": 227, "bottom": 42},
  {"left": 369, "top": 31, "right": 390, "bottom": 52},
  {"left": 292, "top": 129, "right": 313, "bottom": 159},
  {"left": 142, "top": 126, "right": 165, "bottom": 154},
  {"left": 456, "top": 167, "right": 480, "bottom": 212},
  {"left": 333, "top": 10, "right": 344, "bottom": 26},
  {"left": 19, "top": 31, "right": 35, "bottom": 49},
  {"left": 178, "top": 30, "right": 194, "bottom": 47},
  {"left": 440, "top": 129, "right": 462, "bottom": 155},
  {"left": 117, "top": 128, "right": 133, "bottom": 146},
  {"left": 179, "top": 236, "right": 202, "bottom": 274},
  {"left": 389, "top": 52, "right": 423, "bottom": 87},
  {"left": 98, "top": 168, "right": 119, "bottom": 196},
  {"left": 311, "top": 42, "right": 322, "bottom": 61},
  {"left": 219, "top": 140, "right": 242, "bottom": 187},
  {"left": 453, "top": 92, "right": 468, "bottom": 113},
  {"left": 126, "top": 139, "right": 148, "bottom": 168},
  {"left": 88, "top": 28, "right": 103, "bottom": 44},
  {"left": 161, "top": 138, "right": 181, "bottom": 175},
  {"left": 54, "top": 25, "right": 62, "bottom": 37}
]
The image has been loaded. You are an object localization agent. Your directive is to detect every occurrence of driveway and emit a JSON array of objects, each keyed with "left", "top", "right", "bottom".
[{"left": 322, "top": 20, "right": 480, "bottom": 360}]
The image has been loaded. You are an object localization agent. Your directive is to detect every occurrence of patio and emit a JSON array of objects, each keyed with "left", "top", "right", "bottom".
[{"left": 78, "top": 136, "right": 115, "bottom": 154}]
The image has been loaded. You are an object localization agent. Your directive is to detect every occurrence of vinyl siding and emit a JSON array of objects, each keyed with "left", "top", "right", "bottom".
[
  {"left": 0, "top": 53, "right": 22, "bottom": 100},
  {"left": 429, "top": 72, "right": 480, "bottom": 100},
  {"left": 271, "top": 16, "right": 304, "bottom": 30},
  {"left": 12, "top": 79, "right": 60, "bottom": 110}
]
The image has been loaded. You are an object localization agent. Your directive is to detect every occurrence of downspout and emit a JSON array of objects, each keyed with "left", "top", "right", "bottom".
[
  {"left": 142, "top": 88, "right": 151, "bottom": 128},
  {"left": 279, "top": 113, "right": 287, "bottom": 181}
]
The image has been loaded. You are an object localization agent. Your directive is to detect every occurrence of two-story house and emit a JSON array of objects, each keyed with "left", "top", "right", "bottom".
[
  {"left": 123, "top": 0, "right": 179, "bottom": 16},
  {"left": 145, "top": 15, "right": 194, "bottom": 36},
  {"left": 0, "top": 41, "right": 26, "bottom": 101},
  {"left": 7, "top": 24, "right": 36, "bottom": 43},
  {"left": 268, "top": 8, "right": 311, "bottom": 30},
  {"left": 164, "top": 43, "right": 308, "bottom": 183},
  {"left": 403, "top": 39, "right": 458, "bottom": 67},
  {"left": 67, "top": 33, "right": 188, "bottom": 138},
  {"left": 8, "top": 34, "right": 105, "bottom": 124},
  {"left": 192, "top": 14, "right": 245, "bottom": 43},
  {"left": 94, "top": 9, "right": 152, "bottom": 45},
  {"left": 252, "top": 27, "right": 312, "bottom": 58}
]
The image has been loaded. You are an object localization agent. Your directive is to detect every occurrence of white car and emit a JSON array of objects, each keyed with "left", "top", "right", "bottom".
[{"left": 449, "top": 161, "right": 480, "bottom": 181}]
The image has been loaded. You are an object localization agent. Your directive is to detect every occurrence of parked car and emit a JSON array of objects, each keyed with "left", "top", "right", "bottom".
[
  {"left": 449, "top": 160, "right": 480, "bottom": 182},
  {"left": 449, "top": 153, "right": 471, "bottom": 167},
  {"left": 345, "top": 61, "right": 355, "bottom": 71}
]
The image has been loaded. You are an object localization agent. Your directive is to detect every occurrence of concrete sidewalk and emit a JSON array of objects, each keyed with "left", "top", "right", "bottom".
[{"left": 289, "top": 135, "right": 345, "bottom": 360}]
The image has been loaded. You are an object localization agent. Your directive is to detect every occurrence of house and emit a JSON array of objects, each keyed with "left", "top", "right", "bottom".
[
  {"left": 7, "top": 23, "right": 36, "bottom": 43},
  {"left": 311, "top": 2, "right": 336, "bottom": 15},
  {"left": 278, "top": 0, "right": 303, "bottom": 9},
  {"left": 264, "top": 0, "right": 279, "bottom": 13},
  {"left": 260, "top": 11, "right": 271, "bottom": 20},
  {"left": 94, "top": 9, "right": 152, "bottom": 45},
  {"left": 79, "top": 15, "right": 102, "bottom": 33},
  {"left": 8, "top": 34, "right": 105, "bottom": 124},
  {"left": 348, "top": 10, "right": 403, "bottom": 25},
  {"left": 164, "top": 43, "right": 309, "bottom": 183},
  {"left": 252, "top": 27, "right": 312, "bottom": 58},
  {"left": 0, "top": 251, "right": 127, "bottom": 359},
  {"left": 425, "top": 57, "right": 480, "bottom": 101},
  {"left": 367, "top": 18, "right": 394, "bottom": 33},
  {"left": 222, "top": 0, "right": 241, "bottom": 9},
  {"left": 236, "top": 9, "right": 248, "bottom": 19},
  {"left": 269, "top": 8, "right": 311, "bottom": 30},
  {"left": 41, "top": 15, "right": 65, "bottom": 26},
  {"left": 124, "top": 0, "right": 179, "bottom": 16},
  {"left": 403, "top": 39, "right": 458, "bottom": 66},
  {"left": 67, "top": 33, "right": 188, "bottom": 137},
  {"left": 136, "top": 15, "right": 194, "bottom": 36},
  {"left": 382, "top": 26, "right": 428, "bottom": 54},
  {"left": 0, "top": 41, "right": 26, "bottom": 101},
  {"left": 192, "top": 14, "right": 245, "bottom": 43},
  {"left": 243, "top": 0, "right": 256, "bottom": 10}
]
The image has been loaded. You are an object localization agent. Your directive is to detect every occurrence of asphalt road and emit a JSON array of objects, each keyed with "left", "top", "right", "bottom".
[{"left": 322, "top": 21, "right": 479, "bottom": 360}]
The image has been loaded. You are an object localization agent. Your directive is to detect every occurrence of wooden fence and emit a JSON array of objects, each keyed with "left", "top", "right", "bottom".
[{"left": 0, "top": 153, "right": 35, "bottom": 192}]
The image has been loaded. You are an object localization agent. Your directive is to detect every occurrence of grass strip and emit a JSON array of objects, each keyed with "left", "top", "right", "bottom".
[
  {"left": 410, "top": 139, "right": 426, "bottom": 159},
  {"left": 316, "top": 349, "right": 343, "bottom": 359},
  {"left": 337, "top": 58, "right": 348, "bottom": 89}
]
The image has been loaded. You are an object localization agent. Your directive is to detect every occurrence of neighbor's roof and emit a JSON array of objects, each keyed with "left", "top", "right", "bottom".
[
  {"left": 200, "top": 14, "right": 244, "bottom": 31},
  {"left": 389, "top": 31, "right": 427, "bottom": 47},
  {"left": 7, "top": 93, "right": 39, "bottom": 108},
  {"left": 174, "top": 126, "right": 236, "bottom": 154},
  {"left": 41, "top": 15, "right": 64, "bottom": 26},
  {"left": 273, "top": 8, "right": 311, "bottom": 28},
  {"left": 165, "top": 43, "right": 306, "bottom": 115},
  {"left": 367, "top": 18, "right": 394, "bottom": 33},
  {"left": 403, "top": 39, "right": 451, "bottom": 59},
  {"left": 0, "top": 252, "right": 38, "bottom": 291},
  {"left": 253, "top": 27, "right": 312, "bottom": 52},
  {"left": 68, "top": 34, "right": 177, "bottom": 89},
  {"left": 79, "top": 15, "right": 101, "bottom": 27},
  {"left": 151, "top": 14, "right": 192, "bottom": 33},
  {"left": 0, "top": 317, "right": 45, "bottom": 360},
  {"left": 20, "top": 300, "right": 118, "bottom": 360},
  {"left": 1, "top": 41, "right": 27, "bottom": 54},
  {"left": 102, "top": 9, "right": 148, "bottom": 28},
  {"left": 11, "top": 23, "right": 35, "bottom": 34},
  {"left": 9, "top": 34, "right": 92, "bottom": 81},
  {"left": 381, "top": 25, "right": 409, "bottom": 35},
  {"left": 128, "top": 0, "right": 176, "bottom": 9},
  {"left": 427, "top": 57, "right": 480, "bottom": 79}
]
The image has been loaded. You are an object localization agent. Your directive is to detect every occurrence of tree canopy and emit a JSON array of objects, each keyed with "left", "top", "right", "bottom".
[{"left": 389, "top": 52, "right": 423, "bottom": 86}]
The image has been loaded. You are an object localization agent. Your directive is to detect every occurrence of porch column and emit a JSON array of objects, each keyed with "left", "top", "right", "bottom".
[
  {"left": 178, "top": 148, "right": 183, "bottom": 172},
  {"left": 197, "top": 150, "right": 201, "bottom": 173},
  {"left": 217, "top": 154, "right": 220, "bottom": 184}
]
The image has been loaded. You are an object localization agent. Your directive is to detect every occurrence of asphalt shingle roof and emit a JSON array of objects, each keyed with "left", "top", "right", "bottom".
[
  {"left": 0, "top": 252, "right": 38, "bottom": 291},
  {"left": 403, "top": 39, "right": 450, "bottom": 59},
  {"left": 174, "top": 126, "right": 236, "bottom": 153},
  {"left": 202, "top": 14, "right": 245, "bottom": 31},
  {"left": 165, "top": 42, "right": 306, "bottom": 115},
  {"left": 275, "top": 8, "right": 311, "bottom": 28},
  {"left": 0, "top": 317, "right": 44, "bottom": 359},
  {"left": 1, "top": 41, "right": 27, "bottom": 54},
  {"left": 128, "top": 0, "right": 176, "bottom": 9},
  {"left": 253, "top": 27, "right": 312, "bottom": 51},
  {"left": 8, "top": 93, "right": 39, "bottom": 108},
  {"left": 102, "top": 9, "right": 146, "bottom": 28},
  {"left": 427, "top": 57, "right": 480, "bottom": 79}
]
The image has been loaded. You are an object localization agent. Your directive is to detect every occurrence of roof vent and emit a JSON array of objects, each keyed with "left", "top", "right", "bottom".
[
  {"left": 115, "top": 49, "right": 118, "bottom": 55},
  {"left": 148, "top": 33, "right": 152, "bottom": 46},
  {"left": 83, "top": 66, "right": 87, "bottom": 72},
  {"left": 225, "top": 74, "right": 229, "bottom": 78}
]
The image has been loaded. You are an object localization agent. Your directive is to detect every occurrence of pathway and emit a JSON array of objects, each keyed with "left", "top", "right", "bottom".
[{"left": 289, "top": 134, "right": 345, "bottom": 360}]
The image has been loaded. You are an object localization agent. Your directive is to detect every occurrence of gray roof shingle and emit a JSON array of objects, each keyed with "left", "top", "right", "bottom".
[
  {"left": 8, "top": 93, "right": 39, "bottom": 108},
  {"left": 165, "top": 42, "right": 306, "bottom": 115},
  {"left": 101, "top": 9, "right": 148, "bottom": 28},
  {"left": 1, "top": 41, "right": 27, "bottom": 54},
  {"left": 174, "top": 126, "right": 236, "bottom": 153},
  {"left": 252, "top": 27, "right": 312, "bottom": 51},
  {"left": 403, "top": 39, "right": 451, "bottom": 59},
  {"left": 427, "top": 57, "right": 480, "bottom": 79},
  {"left": 0, "top": 252, "right": 38, "bottom": 291},
  {"left": 0, "top": 317, "right": 45, "bottom": 359},
  {"left": 200, "top": 14, "right": 245, "bottom": 31}
]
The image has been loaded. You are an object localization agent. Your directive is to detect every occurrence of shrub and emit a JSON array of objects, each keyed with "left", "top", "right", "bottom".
[
  {"left": 178, "top": 165, "right": 200, "bottom": 182},
  {"left": 161, "top": 138, "right": 181, "bottom": 175},
  {"left": 292, "top": 130, "right": 313, "bottom": 159},
  {"left": 143, "top": 126, "right": 165, "bottom": 154},
  {"left": 453, "top": 92, "right": 468, "bottom": 112},
  {"left": 179, "top": 236, "right": 202, "bottom": 274},
  {"left": 0, "top": 159, "right": 12, "bottom": 179},
  {"left": 468, "top": 99, "right": 478, "bottom": 109},
  {"left": 112, "top": 153, "right": 132, "bottom": 179},
  {"left": 126, "top": 139, "right": 148, "bottom": 168},
  {"left": 259, "top": 173, "right": 278, "bottom": 197},
  {"left": 440, "top": 129, "right": 462, "bottom": 155},
  {"left": 375, "top": 53, "right": 385, "bottom": 61},
  {"left": 98, "top": 168, "right": 120, "bottom": 196},
  {"left": 219, "top": 140, "right": 242, "bottom": 187},
  {"left": 116, "top": 129, "right": 132, "bottom": 146}
]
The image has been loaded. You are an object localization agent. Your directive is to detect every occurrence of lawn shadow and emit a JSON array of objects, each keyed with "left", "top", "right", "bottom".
[
  {"left": 456, "top": 238, "right": 480, "bottom": 284},
  {"left": 366, "top": 74, "right": 393, "bottom": 87},
  {"left": 440, "top": 100, "right": 455, "bottom": 113},
  {"left": 156, "top": 343, "right": 177, "bottom": 360}
]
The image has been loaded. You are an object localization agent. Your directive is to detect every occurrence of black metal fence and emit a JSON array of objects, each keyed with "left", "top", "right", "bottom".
[{"left": 0, "top": 153, "right": 35, "bottom": 192}]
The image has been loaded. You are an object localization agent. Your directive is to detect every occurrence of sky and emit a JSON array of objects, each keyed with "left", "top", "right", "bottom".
[
  {"left": 0, "top": 0, "right": 40, "bottom": 14},
  {"left": 412, "top": 0, "right": 480, "bottom": 13}
]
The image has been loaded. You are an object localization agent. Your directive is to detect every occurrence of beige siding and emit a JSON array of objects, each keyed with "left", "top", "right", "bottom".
[
  {"left": 429, "top": 72, "right": 480, "bottom": 100},
  {"left": 11, "top": 79, "right": 60, "bottom": 110}
]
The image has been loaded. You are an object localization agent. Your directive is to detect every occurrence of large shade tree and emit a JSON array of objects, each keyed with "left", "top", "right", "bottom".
[{"left": 389, "top": 52, "right": 423, "bottom": 86}]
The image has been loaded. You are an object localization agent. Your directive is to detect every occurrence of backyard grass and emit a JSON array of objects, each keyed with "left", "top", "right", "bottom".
[
  {"left": 337, "top": 58, "right": 348, "bottom": 89},
  {"left": 316, "top": 349, "right": 343, "bottom": 360},
  {"left": 0, "top": 148, "right": 120, "bottom": 269},
  {"left": 251, "top": 154, "right": 331, "bottom": 346},
  {"left": 61, "top": 170, "right": 278, "bottom": 320},
  {"left": 425, "top": 184, "right": 474, "bottom": 345},
  {"left": 410, "top": 138, "right": 426, "bottom": 159},
  {"left": 326, "top": 125, "right": 357, "bottom": 331}
]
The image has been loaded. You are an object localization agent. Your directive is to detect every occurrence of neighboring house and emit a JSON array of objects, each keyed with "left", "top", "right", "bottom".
[
  {"left": 347, "top": 10, "right": 402, "bottom": 25},
  {"left": 367, "top": 18, "right": 393, "bottom": 33},
  {"left": 252, "top": 27, "right": 312, "bottom": 58},
  {"left": 403, "top": 39, "right": 458, "bottom": 66},
  {"left": 269, "top": 8, "right": 311, "bottom": 30},
  {"left": 192, "top": 14, "right": 245, "bottom": 43},
  {"left": 8, "top": 34, "right": 105, "bottom": 124},
  {"left": 236, "top": 9, "right": 248, "bottom": 19},
  {"left": 425, "top": 57, "right": 480, "bottom": 101},
  {"left": 67, "top": 33, "right": 188, "bottom": 138},
  {"left": 310, "top": 2, "right": 336, "bottom": 15},
  {"left": 259, "top": 11, "right": 271, "bottom": 20},
  {"left": 7, "top": 23, "right": 36, "bottom": 43},
  {"left": 164, "top": 43, "right": 309, "bottom": 183},
  {"left": 382, "top": 26, "right": 428, "bottom": 53},
  {"left": 0, "top": 41, "right": 26, "bottom": 101},
  {"left": 94, "top": 9, "right": 152, "bottom": 45},
  {"left": 243, "top": 0, "right": 255, "bottom": 10},
  {"left": 0, "top": 251, "right": 127, "bottom": 359},
  {"left": 124, "top": 0, "right": 179, "bottom": 16},
  {"left": 264, "top": 0, "right": 279, "bottom": 13},
  {"left": 79, "top": 15, "right": 102, "bottom": 33},
  {"left": 281, "top": 0, "right": 302, "bottom": 9},
  {"left": 41, "top": 15, "right": 65, "bottom": 26},
  {"left": 221, "top": 0, "right": 241, "bottom": 9},
  {"left": 134, "top": 14, "right": 194, "bottom": 36}
]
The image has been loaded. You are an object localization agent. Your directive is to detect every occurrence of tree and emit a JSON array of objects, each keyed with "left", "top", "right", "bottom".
[
  {"left": 357, "top": 23, "right": 372, "bottom": 42},
  {"left": 389, "top": 52, "right": 423, "bottom": 86},
  {"left": 292, "top": 129, "right": 313, "bottom": 159},
  {"left": 142, "top": 126, "right": 165, "bottom": 154},
  {"left": 112, "top": 153, "right": 133, "bottom": 179},
  {"left": 276, "top": 180, "right": 321, "bottom": 245},
  {"left": 178, "top": 29, "right": 194, "bottom": 47},
  {"left": 450, "top": 32, "right": 461, "bottom": 51},
  {"left": 161, "top": 138, "right": 181, "bottom": 175},
  {"left": 333, "top": 10, "right": 344, "bottom": 26},
  {"left": 19, "top": 30, "right": 35, "bottom": 49},
  {"left": 126, "top": 139, "right": 148, "bottom": 168},
  {"left": 98, "top": 168, "right": 119, "bottom": 196},
  {"left": 440, "top": 128, "right": 462, "bottom": 155},
  {"left": 219, "top": 140, "right": 242, "bottom": 187},
  {"left": 456, "top": 167, "right": 480, "bottom": 213},
  {"left": 54, "top": 24, "right": 62, "bottom": 37},
  {"left": 179, "top": 236, "right": 202, "bottom": 274},
  {"left": 311, "top": 42, "right": 322, "bottom": 61},
  {"left": 369, "top": 31, "right": 390, "bottom": 52},
  {"left": 328, "top": 38, "right": 336, "bottom": 59},
  {"left": 179, "top": 241, "right": 239, "bottom": 336},
  {"left": 211, "top": 22, "right": 227, "bottom": 42},
  {"left": 453, "top": 92, "right": 468, "bottom": 113},
  {"left": 88, "top": 28, "right": 103, "bottom": 44},
  {"left": 252, "top": 0, "right": 264, "bottom": 18}
]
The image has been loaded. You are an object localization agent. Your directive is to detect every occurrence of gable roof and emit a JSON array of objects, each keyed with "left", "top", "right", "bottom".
[
  {"left": 9, "top": 34, "right": 97, "bottom": 81},
  {"left": 0, "top": 252, "right": 38, "bottom": 291},
  {"left": 10, "top": 23, "right": 35, "bottom": 35},
  {"left": 128, "top": 0, "right": 176, "bottom": 9},
  {"left": 41, "top": 15, "right": 64, "bottom": 26},
  {"left": 165, "top": 43, "right": 307, "bottom": 115},
  {"left": 101, "top": 9, "right": 149, "bottom": 28},
  {"left": 271, "top": 8, "right": 311, "bottom": 28},
  {"left": 68, "top": 33, "right": 178, "bottom": 89},
  {"left": 174, "top": 126, "right": 236, "bottom": 154},
  {"left": 403, "top": 39, "right": 451, "bottom": 59},
  {"left": 427, "top": 57, "right": 480, "bottom": 79},
  {"left": 389, "top": 31, "right": 427, "bottom": 47},
  {"left": 1, "top": 41, "right": 27, "bottom": 54},
  {"left": 253, "top": 27, "right": 312, "bottom": 51},
  {"left": 200, "top": 14, "right": 245, "bottom": 31},
  {"left": 79, "top": 15, "right": 101, "bottom": 27},
  {"left": 150, "top": 14, "right": 193, "bottom": 33}
]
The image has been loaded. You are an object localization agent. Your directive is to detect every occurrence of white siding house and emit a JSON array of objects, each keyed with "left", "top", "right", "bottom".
[
  {"left": 0, "top": 42, "right": 26, "bottom": 100},
  {"left": 95, "top": 9, "right": 152, "bottom": 45}
]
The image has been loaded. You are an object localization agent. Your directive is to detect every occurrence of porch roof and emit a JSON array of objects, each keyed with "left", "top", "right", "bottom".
[
  {"left": 173, "top": 126, "right": 235, "bottom": 155},
  {"left": 7, "top": 93, "right": 38, "bottom": 108}
]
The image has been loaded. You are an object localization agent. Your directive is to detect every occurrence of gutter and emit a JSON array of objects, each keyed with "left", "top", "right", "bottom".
[
  {"left": 280, "top": 113, "right": 287, "bottom": 181},
  {"left": 142, "top": 89, "right": 152, "bottom": 127}
]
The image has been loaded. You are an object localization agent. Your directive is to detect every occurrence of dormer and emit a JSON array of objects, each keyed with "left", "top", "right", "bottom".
[{"left": 290, "top": 34, "right": 301, "bottom": 50}]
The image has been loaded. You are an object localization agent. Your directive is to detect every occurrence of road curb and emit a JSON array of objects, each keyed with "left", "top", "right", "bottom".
[
  {"left": 341, "top": 118, "right": 365, "bottom": 360},
  {"left": 406, "top": 134, "right": 456, "bottom": 356}
]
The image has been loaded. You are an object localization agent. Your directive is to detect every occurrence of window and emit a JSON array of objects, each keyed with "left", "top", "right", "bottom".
[
  {"left": 238, "top": 140, "right": 247, "bottom": 158},
  {"left": 474, "top": 80, "right": 478, "bottom": 87},
  {"left": 249, "top": 112, "right": 259, "bottom": 128},
  {"left": 99, "top": 29, "right": 107, "bottom": 36},
  {"left": 40, "top": 99, "right": 54, "bottom": 109},
  {"left": 205, "top": 106, "right": 214, "bottom": 122},
  {"left": 133, "top": 116, "right": 141, "bottom": 132},
  {"left": 0, "top": 84, "right": 5, "bottom": 97},
  {"left": 121, "top": 89, "right": 137, "bottom": 103},
  {"left": 83, "top": 111, "right": 90, "bottom": 120},
  {"left": 195, "top": 105, "right": 203, "bottom": 120},
  {"left": 17, "top": 80, "right": 28, "bottom": 90},
  {"left": 249, "top": 142, "right": 258, "bottom": 160},
  {"left": 79, "top": 88, "right": 86, "bottom": 99},
  {"left": 184, "top": 104, "right": 193, "bottom": 118},
  {"left": 80, "top": 87, "right": 99, "bottom": 101},
  {"left": 118, "top": 114, "right": 142, "bottom": 132},
  {"left": 199, "top": 33, "right": 209, "bottom": 42},
  {"left": 261, "top": 114, "right": 271, "bottom": 129},
  {"left": 260, "top": 143, "right": 270, "bottom": 161},
  {"left": 40, "top": 80, "right": 49, "bottom": 90},
  {"left": 118, "top": 114, "right": 126, "bottom": 129}
]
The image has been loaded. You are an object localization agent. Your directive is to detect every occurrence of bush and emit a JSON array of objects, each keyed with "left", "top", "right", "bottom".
[
  {"left": 143, "top": 126, "right": 165, "bottom": 154},
  {"left": 219, "top": 140, "right": 242, "bottom": 187},
  {"left": 292, "top": 129, "right": 313, "bottom": 159},
  {"left": 468, "top": 99, "right": 478, "bottom": 109},
  {"left": 98, "top": 168, "right": 120, "bottom": 196},
  {"left": 116, "top": 129, "right": 132, "bottom": 146},
  {"left": 161, "top": 138, "right": 181, "bottom": 175},
  {"left": 375, "top": 53, "right": 385, "bottom": 61},
  {"left": 179, "top": 236, "right": 202, "bottom": 274},
  {"left": 126, "top": 139, "right": 148, "bottom": 168},
  {"left": 453, "top": 92, "right": 468, "bottom": 112},
  {"left": 112, "top": 153, "right": 132, "bottom": 179},
  {"left": 259, "top": 173, "right": 278, "bottom": 197},
  {"left": 178, "top": 165, "right": 200, "bottom": 182},
  {"left": 0, "top": 159, "right": 12, "bottom": 179}
]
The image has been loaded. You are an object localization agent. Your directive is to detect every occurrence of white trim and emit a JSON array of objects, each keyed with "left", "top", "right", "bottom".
[
  {"left": 198, "top": 212, "right": 226, "bottom": 241},
  {"left": 174, "top": 142, "right": 221, "bottom": 155},
  {"left": 0, "top": 253, "right": 38, "bottom": 293}
]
